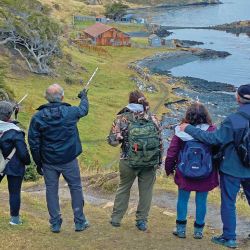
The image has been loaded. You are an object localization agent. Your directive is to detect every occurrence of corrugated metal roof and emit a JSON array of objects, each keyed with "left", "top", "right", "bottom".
[{"left": 83, "top": 23, "right": 113, "bottom": 38}]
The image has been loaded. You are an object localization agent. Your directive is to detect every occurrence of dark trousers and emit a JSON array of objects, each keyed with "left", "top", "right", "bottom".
[
  {"left": 220, "top": 173, "right": 250, "bottom": 240},
  {"left": 0, "top": 175, "right": 23, "bottom": 217},
  {"left": 43, "top": 159, "right": 86, "bottom": 225}
]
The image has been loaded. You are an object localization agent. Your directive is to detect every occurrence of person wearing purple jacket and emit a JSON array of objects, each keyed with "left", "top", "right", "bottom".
[{"left": 165, "top": 103, "right": 219, "bottom": 240}]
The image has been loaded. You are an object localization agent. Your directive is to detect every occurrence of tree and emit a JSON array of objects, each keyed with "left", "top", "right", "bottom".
[
  {"left": 105, "top": 2, "right": 129, "bottom": 20},
  {"left": 0, "top": 1, "right": 61, "bottom": 75}
]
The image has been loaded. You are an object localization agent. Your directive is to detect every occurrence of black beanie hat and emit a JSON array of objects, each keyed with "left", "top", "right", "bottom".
[{"left": 237, "top": 84, "right": 250, "bottom": 100}]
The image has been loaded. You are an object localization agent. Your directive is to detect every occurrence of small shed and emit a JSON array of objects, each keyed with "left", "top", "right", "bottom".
[
  {"left": 148, "top": 34, "right": 162, "bottom": 47},
  {"left": 96, "top": 16, "right": 107, "bottom": 23},
  {"left": 81, "top": 23, "right": 131, "bottom": 46},
  {"left": 121, "top": 14, "right": 134, "bottom": 22}
]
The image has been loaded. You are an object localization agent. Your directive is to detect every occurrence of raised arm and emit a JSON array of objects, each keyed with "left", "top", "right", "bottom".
[
  {"left": 71, "top": 90, "right": 89, "bottom": 119},
  {"left": 184, "top": 118, "right": 233, "bottom": 147}
]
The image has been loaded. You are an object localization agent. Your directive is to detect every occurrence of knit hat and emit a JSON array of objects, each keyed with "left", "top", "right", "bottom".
[
  {"left": 0, "top": 101, "right": 14, "bottom": 121},
  {"left": 237, "top": 84, "right": 250, "bottom": 100}
]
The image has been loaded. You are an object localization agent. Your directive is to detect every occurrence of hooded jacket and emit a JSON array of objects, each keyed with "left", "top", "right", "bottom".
[
  {"left": 165, "top": 124, "right": 219, "bottom": 192},
  {"left": 28, "top": 95, "right": 88, "bottom": 166},
  {"left": 0, "top": 121, "right": 31, "bottom": 176},
  {"left": 185, "top": 104, "right": 250, "bottom": 178}
]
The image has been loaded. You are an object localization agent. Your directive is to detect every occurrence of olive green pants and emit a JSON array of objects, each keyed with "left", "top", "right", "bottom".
[{"left": 111, "top": 159, "right": 156, "bottom": 223}]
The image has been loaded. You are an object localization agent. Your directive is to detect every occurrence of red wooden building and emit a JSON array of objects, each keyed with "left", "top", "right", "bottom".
[{"left": 81, "top": 23, "right": 131, "bottom": 46}]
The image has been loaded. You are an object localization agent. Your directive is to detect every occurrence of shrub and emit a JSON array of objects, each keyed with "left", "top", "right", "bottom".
[
  {"left": 105, "top": 3, "right": 129, "bottom": 20},
  {"left": 24, "top": 162, "right": 41, "bottom": 182}
]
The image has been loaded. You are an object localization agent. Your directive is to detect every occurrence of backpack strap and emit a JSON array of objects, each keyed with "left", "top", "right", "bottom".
[{"left": 6, "top": 148, "right": 16, "bottom": 162}]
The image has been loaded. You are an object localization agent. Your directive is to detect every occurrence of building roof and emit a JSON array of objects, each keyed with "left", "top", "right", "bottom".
[
  {"left": 148, "top": 34, "right": 160, "bottom": 40},
  {"left": 83, "top": 23, "right": 113, "bottom": 38}
]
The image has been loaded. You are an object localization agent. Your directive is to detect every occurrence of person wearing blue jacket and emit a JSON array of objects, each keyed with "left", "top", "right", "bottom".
[
  {"left": 180, "top": 84, "right": 250, "bottom": 249},
  {"left": 28, "top": 83, "right": 89, "bottom": 233},
  {"left": 0, "top": 101, "right": 31, "bottom": 225}
]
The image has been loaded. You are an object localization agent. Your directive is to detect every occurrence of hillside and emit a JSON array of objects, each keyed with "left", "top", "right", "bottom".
[
  {"left": 0, "top": 0, "right": 173, "bottom": 171},
  {"left": 39, "top": 0, "right": 221, "bottom": 23}
]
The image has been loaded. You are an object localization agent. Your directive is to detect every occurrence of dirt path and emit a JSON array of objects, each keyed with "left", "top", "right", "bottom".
[{"left": 24, "top": 177, "right": 250, "bottom": 242}]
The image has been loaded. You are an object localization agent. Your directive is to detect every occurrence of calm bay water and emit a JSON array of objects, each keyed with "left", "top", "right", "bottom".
[{"left": 136, "top": 0, "right": 250, "bottom": 86}]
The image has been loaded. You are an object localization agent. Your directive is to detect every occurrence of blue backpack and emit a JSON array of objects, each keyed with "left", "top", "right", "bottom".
[{"left": 177, "top": 140, "right": 213, "bottom": 179}]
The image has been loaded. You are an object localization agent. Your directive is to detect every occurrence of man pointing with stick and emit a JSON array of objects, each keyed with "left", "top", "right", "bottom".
[{"left": 28, "top": 68, "right": 98, "bottom": 233}]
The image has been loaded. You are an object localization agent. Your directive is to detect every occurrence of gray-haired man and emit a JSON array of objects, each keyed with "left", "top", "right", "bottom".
[{"left": 28, "top": 84, "right": 89, "bottom": 233}]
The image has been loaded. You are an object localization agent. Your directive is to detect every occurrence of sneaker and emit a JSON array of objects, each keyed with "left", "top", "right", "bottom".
[
  {"left": 211, "top": 235, "right": 238, "bottom": 249},
  {"left": 75, "top": 220, "right": 90, "bottom": 232},
  {"left": 110, "top": 221, "right": 121, "bottom": 227},
  {"left": 9, "top": 216, "right": 22, "bottom": 226},
  {"left": 50, "top": 219, "right": 62, "bottom": 233},
  {"left": 136, "top": 220, "right": 147, "bottom": 231}
]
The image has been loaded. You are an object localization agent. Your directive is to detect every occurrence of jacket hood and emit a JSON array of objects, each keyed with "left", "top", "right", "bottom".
[
  {"left": 0, "top": 120, "right": 22, "bottom": 133},
  {"left": 238, "top": 103, "right": 250, "bottom": 114},
  {"left": 175, "top": 123, "right": 210, "bottom": 141},
  {"left": 37, "top": 102, "right": 72, "bottom": 125},
  {"left": 126, "top": 103, "right": 144, "bottom": 113},
  {"left": 37, "top": 102, "right": 71, "bottom": 111}
]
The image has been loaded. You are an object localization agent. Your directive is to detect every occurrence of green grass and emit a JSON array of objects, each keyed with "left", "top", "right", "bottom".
[{"left": 3, "top": 40, "right": 172, "bottom": 171}]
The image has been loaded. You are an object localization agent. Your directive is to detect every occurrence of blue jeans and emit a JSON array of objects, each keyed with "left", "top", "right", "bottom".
[
  {"left": 0, "top": 175, "right": 23, "bottom": 217},
  {"left": 177, "top": 189, "right": 208, "bottom": 226},
  {"left": 220, "top": 173, "right": 250, "bottom": 240},
  {"left": 43, "top": 159, "right": 86, "bottom": 225}
]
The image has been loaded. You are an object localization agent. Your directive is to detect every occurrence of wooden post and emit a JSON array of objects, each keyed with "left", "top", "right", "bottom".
[{"left": 72, "top": 15, "right": 75, "bottom": 26}]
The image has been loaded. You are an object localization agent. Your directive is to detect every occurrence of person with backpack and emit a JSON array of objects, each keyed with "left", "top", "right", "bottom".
[
  {"left": 108, "top": 90, "right": 162, "bottom": 231},
  {"left": 28, "top": 84, "right": 89, "bottom": 233},
  {"left": 165, "top": 103, "right": 219, "bottom": 240},
  {"left": 180, "top": 84, "right": 250, "bottom": 249},
  {"left": 0, "top": 101, "right": 31, "bottom": 225}
]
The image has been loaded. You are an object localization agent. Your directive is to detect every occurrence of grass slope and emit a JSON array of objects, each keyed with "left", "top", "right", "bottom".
[{"left": 3, "top": 40, "right": 171, "bottom": 170}]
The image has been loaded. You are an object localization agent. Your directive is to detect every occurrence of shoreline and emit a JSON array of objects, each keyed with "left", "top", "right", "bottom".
[
  {"left": 128, "top": 0, "right": 221, "bottom": 11},
  {"left": 130, "top": 49, "right": 238, "bottom": 146},
  {"left": 131, "top": 49, "right": 238, "bottom": 152}
]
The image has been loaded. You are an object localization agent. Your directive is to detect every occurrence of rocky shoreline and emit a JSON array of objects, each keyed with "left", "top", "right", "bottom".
[
  {"left": 129, "top": 0, "right": 221, "bottom": 10},
  {"left": 130, "top": 49, "right": 238, "bottom": 149},
  {"left": 154, "top": 0, "right": 221, "bottom": 8},
  {"left": 211, "top": 20, "right": 250, "bottom": 37}
]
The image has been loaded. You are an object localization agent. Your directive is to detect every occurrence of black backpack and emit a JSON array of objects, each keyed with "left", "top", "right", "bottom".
[{"left": 235, "top": 112, "right": 250, "bottom": 168}]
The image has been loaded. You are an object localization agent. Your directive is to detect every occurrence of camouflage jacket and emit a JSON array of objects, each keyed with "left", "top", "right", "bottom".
[{"left": 107, "top": 106, "right": 161, "bottom": 159}]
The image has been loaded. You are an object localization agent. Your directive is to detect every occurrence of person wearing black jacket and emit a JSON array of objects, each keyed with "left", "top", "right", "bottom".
[{"left": 0, "top": 101, "right": 31, "bottom": 225}]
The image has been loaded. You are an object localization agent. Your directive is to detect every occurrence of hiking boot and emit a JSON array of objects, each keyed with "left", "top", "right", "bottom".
[
  {"left": 173, "top": 223, "right": 186, "bottom": 238},
  {"left": 136, "top": 220, "right": 147, "bottom": 231},
  {"left": 211, "top": 235, "right": 238, "bottom": 249},
  {"left": 75, "top": 220, "right": 90, "bottom": 232},
  {"left": 9, "top": 216, "right": 22, "bottom": 226},
  {"left": 110, "top": 221, "right": 121, "bottom": 227},
  {"left": 50, "top": 219, "right": 62, "bottom": 233},
  {"left": 194, "top": 227, "right": 204, "bottom": 239}
]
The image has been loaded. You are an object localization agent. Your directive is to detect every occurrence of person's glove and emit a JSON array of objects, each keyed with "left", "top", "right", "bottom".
[
  {"left": 36, "top": 165, "right": 44, "bottom": 176},
  {"left": 78, "top": 89, "right": 88, "bottom": 99}
]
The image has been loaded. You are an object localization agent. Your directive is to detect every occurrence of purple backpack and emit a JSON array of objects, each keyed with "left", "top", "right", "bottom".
[{"left": 177, "top": 140, "right": 213, "bottom": 179}]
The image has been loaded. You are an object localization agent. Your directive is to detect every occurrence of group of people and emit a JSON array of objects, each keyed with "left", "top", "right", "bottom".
[{"left": 0, "top": 82, "right": 250, "bottom": 249}]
